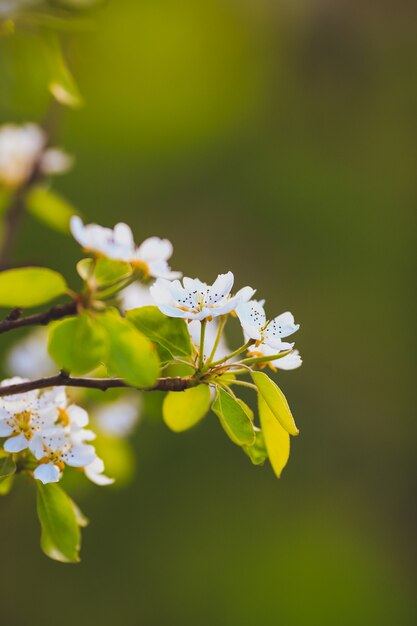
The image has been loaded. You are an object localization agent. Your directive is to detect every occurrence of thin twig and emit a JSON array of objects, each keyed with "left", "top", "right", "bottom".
[
  {"left": 0, "top": 372, "right": 199, "bottom": 397},
  {"left": 0, "top": 300, "right": 78, "bottom": 335}
]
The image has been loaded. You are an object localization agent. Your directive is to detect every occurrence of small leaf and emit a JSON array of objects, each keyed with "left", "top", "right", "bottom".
[
  {"left": 42, "top": 32, "right": 83, "bottom": 108},
  {"left": 76, "top": 258, "right": 95, "bottom": 281},
  {"left": 69, "top": 498, "right": 89, "bottom": 528},
  {"left": 93, "top": 258, "right": 132, "bottom": 288},
  {"left": 0, "top": 476, "right": 14, "bottom": 495},
  {"left": 236, "top": 398, "right": 254, "bottom": 421},
  {"left": 163, "top": 385, "right": 211, "bottom": 432},
  {"left": 99, "top": 312, "right": 160, "bottom": 387},
  {"left": 251, "top": 371, "right": 299, "bottom": 436},
  {"left": 243, "top": 428, "right": 268, "bottom": 466},
  {"left": 212, "top": 388, "right": 255, "bottom": 446},
  {"left": 0, "top": 267, "right": 67, "bottom": 307},
  {"left": 258, "top": 395, "right": 290, "bottom": 478},
  {"left": 0, "top": 456, "right": 16, "bottom": 482},
  {"left": 127, "top": 306, "right": 192, "bottom": 357},
  {"left": 26, "top": 186, "right": 77, "bottom": 234},
  {"left": 37, "top": 483, "right": 81, "bottom": 563},
  {"left": 48, "top": 313, "right": 107, "bottom": 374}
]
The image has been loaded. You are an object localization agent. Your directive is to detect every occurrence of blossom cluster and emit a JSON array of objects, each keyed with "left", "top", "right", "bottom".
[
  {"left": 0, "top": 378, "right": 112, "bottom": 485},
  {"left": 70, "top": 219, "right": 302, "bottom": 369}
]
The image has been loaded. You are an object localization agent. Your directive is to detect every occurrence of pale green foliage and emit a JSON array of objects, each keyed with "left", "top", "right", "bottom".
[
  {"left": 0, "top": 267, "right": 67, "bottom": 307},
  {"left": 48, "top": 313, "right": 107, "bottom": 374},
  {"left": 163, "top": 385, "right": 211, "bottom": 432},
  {"left": 37, "top": 483, "right": 82, "bottom": 563},
  {"left": 252, "top": 371, "right": 299, "bottom": 436},
  {"left": 212, "top": 388, "right": 256, "bottom": 446},
  {"left": 98, "top": 312, "right": 160, "bottom": 387},
  {"left": 127, "top": 306, "right": 192, "bottom": 358},
  {"left": 26, "top": 186, "right": 77, "bottom": 234}
]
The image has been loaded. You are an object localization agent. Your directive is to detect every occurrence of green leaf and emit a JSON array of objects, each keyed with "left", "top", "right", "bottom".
[
  {"left": 93, "top": 258, "right": 132, "bottom": 288},
  {"left": 48, "top": 313, "right": 107, "bottom": 374},
  {"left": 26, "top": 186, "right": 77, "bottom": 234},
  {"left": 69, "top": 498, "right": 89, "bottom": 528},
  {"left": 0, "top": 476, "right": 14, "bottom": 495},
  {"left": 0, "top": 267, "right": 67, "bottom": 307},
  {"left": 162, "top": 385, "right": 211, "bottom": 432},
  {"left": 258, "top": 395, "right": 290, "bottom": 478},
  {"left": 99, "top": 312, "right": 160, "bottom": 387},
  {"left": 212, "top": 388, "right": 255, "bottom": 446},
  {"left": 243, "top": 428, "right": 268, "bottom": 465},
  {"left": 127, "top": 306, "right": 192, "bottom": 357},
  {"left": 37, "top": 483, "right": 81, "bottom": 563},
  {"left": 251, "top": 371, "right": 299, "bottom": 436},
  {"left": 76, "top": 258, "right": 95, "bottom": 281},
  {"left": 0, "top": 456, "right": 16, "bottom": 482},
  {"left": 42, "top": 32, "right": 83, "bottom": 108}
]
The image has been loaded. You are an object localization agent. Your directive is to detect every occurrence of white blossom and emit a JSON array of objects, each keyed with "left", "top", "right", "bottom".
[
  {"left": 150, "top": 272, "right": 254, "bottom": 321},
  {"left": 70, "top": 216, "right": 180, "bottom": 279},
  {"left": 120, "top": 282, "right": 156, "bottom": 312},
  {"left": 33, "top": 428, "right": 96, "bottom": 485},
  {"left": 0, "top": 379, "right": 112, "bottom": 486},
  {"left": 84, "top": 457, "right": 114, "bottom": 486},
  {"left": 248, "top": 345, "right": 302, "bottom": 370},
  {"left": 93, "top": 396, "right": 141, "bottom": 438},
  {"left": 6, "top": 329, "right": 55, "bottom": 379},
  {"left": 236, "top": 299, "right": 299, "bottom": 350},
  {"left": 0, "top": 123, "right": 72, "bottom": 188}
]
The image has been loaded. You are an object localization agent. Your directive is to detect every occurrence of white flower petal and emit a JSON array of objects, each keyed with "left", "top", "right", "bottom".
[
  {"left": 206, "top": 272, "right": 234, "bottom": 304},
  {"left": 65, "top": 444, "right": 96, "bottom": 468},
  {"left": 4, "top": 432, "right": 28, "bottom": 453},
  {"left": 34, "top": 462, "right": 60, "bottom": 484},
  {"left": 66, "top": 405, "right": 89, "bottom": 428},
  {"left": 0, "top": 421, "right": 13, "bottom": 436},
  {"left": 136, "top": 237, "right": 173, "bottom": 262}
]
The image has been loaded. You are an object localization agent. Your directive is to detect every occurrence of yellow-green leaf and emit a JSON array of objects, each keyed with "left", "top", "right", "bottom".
[
  {"left": 258, "top": 395, "right": 290, "bottom": 478},
  {"left": 243, "top": 428, "right": 268, "bottom": 466},
  {"left": 48, "top": 313, "right": 107, "bottom": 374},
  {"left": 0, "top": 267, "right": 67, "bottom": 307},
  {"left": 43, "top": 32, "right": 83, "bottom": 108},
  {"left": 94, "top": 258, "right": 132, "bottom": 288},
  {"left": 127, "top": 306, "right": 192, "bottom": 357},
  {"left": 26, "top": 186, "right": 77, "bottom": 234},
  {"left": 0, "top": 456, "right": 16, "bottom": 482},
  {"left": 212, "top": 388, "right": 255, "bottom": 446},
  {"left": 163, "top": 385, "right": 211, "bottom": 432},
  {"left": 99, "top": 312, "right": 160, "bottom": 387},
  {"left": 0, "top": 476, "right": 14, "bottom": 495},
  {"left": 37, "top": 483, "right": 81, "bottom": 563},
  {"left": 251, "top": 371, "right": 299, "bottom": 436}
]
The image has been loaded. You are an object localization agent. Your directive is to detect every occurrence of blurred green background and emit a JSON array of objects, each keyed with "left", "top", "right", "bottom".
[{"left": 0, "top": 0, "right": 416, "bottom": 624}]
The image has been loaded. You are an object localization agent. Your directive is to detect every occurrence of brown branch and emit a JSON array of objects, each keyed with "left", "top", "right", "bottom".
[
  {"left": 0, "top": 372, "right": 199, "bottom": 397},
  {"left": 0, "top": 300, "right": 78, "bottom": 335}
]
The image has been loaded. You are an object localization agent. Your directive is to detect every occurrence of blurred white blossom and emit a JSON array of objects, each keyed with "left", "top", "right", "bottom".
[
  {"left": 0, "top": 123, "right": 72, "bottom": 188},
  {"left": 70, "top": 216, "right": 180, "bottom": 279},
  {"left": 93, "top": 396, "right": 142, "bottom": 438},
  {"left": 6, "top": 328, "right": 55, "bottom": 379}
]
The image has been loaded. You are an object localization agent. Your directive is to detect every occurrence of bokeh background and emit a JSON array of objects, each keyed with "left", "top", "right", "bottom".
[{"left": 0, "top": 0, "right": 416, "bottom": 624}]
